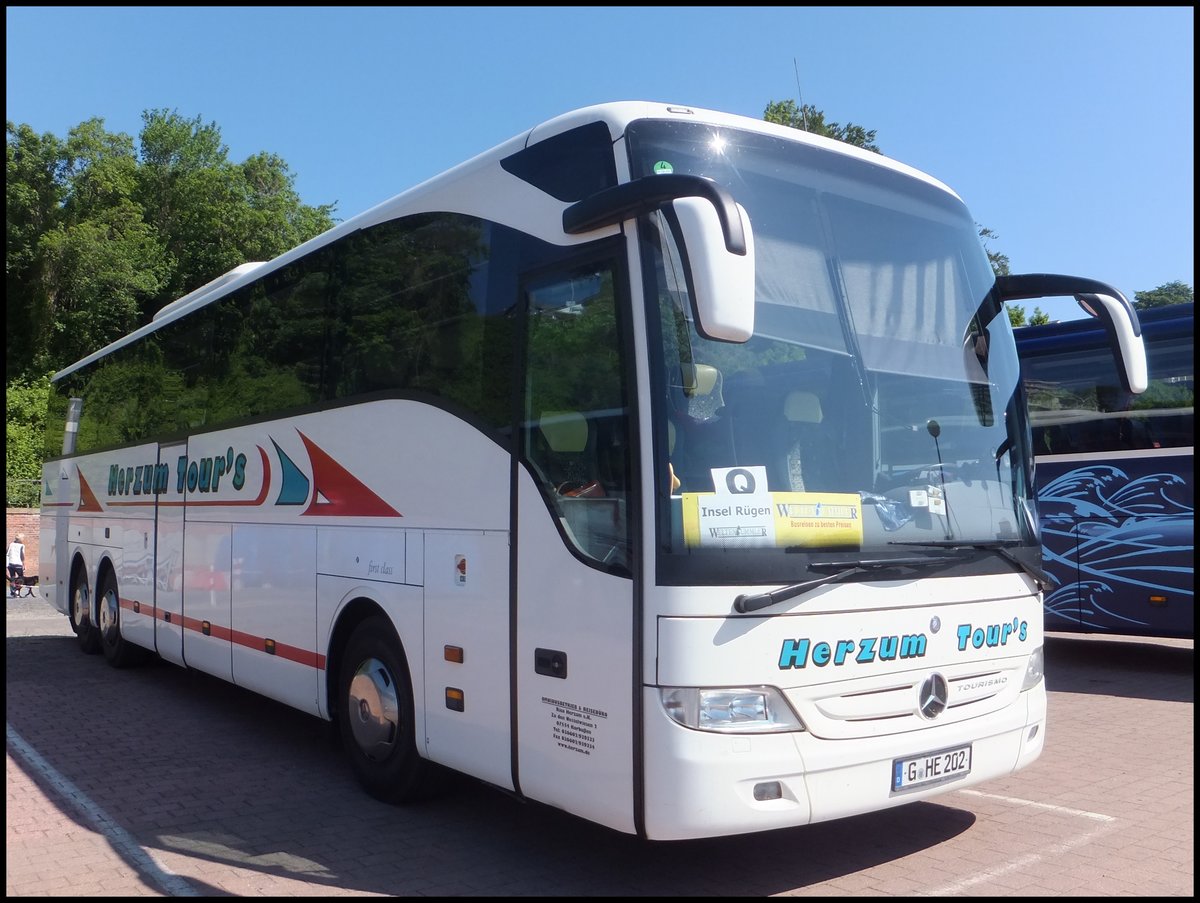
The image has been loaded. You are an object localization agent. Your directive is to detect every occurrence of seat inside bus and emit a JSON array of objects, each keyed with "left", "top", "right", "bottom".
[
  {"left": 774, "top": 389, "right": 824, "bottom": 492},
  {"left": 536, "top": 410, "right": 596, "bottom": 495}
]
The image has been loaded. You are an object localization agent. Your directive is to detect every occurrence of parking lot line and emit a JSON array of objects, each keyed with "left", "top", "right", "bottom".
[
  {"left": 6, "top": 723, "right": 199, "bottom": 897},
  {"left": 959, "top": 788, "right": 1117, "bottom": 822},
  {"left": 926, "top": 789, "right": 1119, "bottom": 895}
]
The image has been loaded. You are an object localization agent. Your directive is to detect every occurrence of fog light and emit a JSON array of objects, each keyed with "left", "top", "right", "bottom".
[
  {"left": 1028, "top": 724, "right": 1039, "bottom": 741},
  {"left": 754, "top": 781, "right": 782, "bottom": 801}
]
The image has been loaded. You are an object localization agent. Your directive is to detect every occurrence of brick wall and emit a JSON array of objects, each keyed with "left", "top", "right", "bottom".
[{"left": 4, "top": 509, "right": 40, "bottom": 577}]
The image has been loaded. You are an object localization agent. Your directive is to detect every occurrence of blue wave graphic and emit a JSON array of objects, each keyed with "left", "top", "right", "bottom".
[{"left": 1038, "top": 465, "right": 1193, "bottom": 634}]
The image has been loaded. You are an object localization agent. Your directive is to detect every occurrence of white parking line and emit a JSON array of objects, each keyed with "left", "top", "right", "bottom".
[
  {"left": 6, "top": 723, "right": 199, "bottom": 897},
  {"left": 958, "top": 788, "right": 1117, "bottom": 821},
  {"left": 923, "top": 789, "right": 1117, "bottom": 896}
]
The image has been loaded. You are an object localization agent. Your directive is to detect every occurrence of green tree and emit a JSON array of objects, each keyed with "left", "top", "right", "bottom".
[
  {"left": 43, "top": 117, "right": 172, "bottom": 371},
  {"left": 6, "top": 123, "right": 66, "bottom": 377},
  {"left": 5, "top": 375, "right": 50, "bottom": 507},
  {"left": 1134, "top": 281, "right": 1192, "bottom": 309},
  {"left": 763, "top": 99, "right": 880, "bottom": 152},
  {"left": 5, "top": 109, "right": 339, "bottom": 506},
  {"left": 977, "top": 226, "right": 1010, "bottom": 279},
  {"left": 1006, "top": 303, "right": 1050, "bottom": 328},
  {"left": 133, "top": 109, "right": 335, "bottom": 304},
  {"left": 6, "top": 110, "right": 338, "bottom": 381}
]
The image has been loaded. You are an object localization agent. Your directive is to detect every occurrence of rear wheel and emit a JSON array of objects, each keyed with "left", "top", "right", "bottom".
[
  {"left": 338, "top": 615, "right": 447, "bottom": 803},
  {"left": 98, "top": 570, "right": 148, "bottom": 668},
  {"left": 69, "top": 571, "right": 101, "bottom": 655}
]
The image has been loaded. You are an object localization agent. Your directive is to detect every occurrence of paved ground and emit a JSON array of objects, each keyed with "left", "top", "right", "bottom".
[{"left": 6, "top": 590, "right": 1193, "bottom": 897}]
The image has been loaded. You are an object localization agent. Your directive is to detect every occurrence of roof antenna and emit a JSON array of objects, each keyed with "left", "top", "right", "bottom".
[{"left": 793, "top": 58, "right": 809, "bottom": 131}]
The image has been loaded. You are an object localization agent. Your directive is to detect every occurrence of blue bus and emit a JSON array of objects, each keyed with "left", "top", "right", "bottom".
[{"left": 1016, "top": 303, "right": 1194, "bottom": 638}]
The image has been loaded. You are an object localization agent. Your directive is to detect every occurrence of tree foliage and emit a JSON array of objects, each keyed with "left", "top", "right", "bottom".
[
  {"left": 1134, "top": 280, "right": 1192, "bottom": 309},
  {"left": 5, "top": 375, "right": 50, "bottom": 507},
  {"left": 6, "top": 110, "right": 337, "bottom": 384},
  {"left": 764, "top": 99, "right": 881, "bottom": 152},
  {"left": 5, "top": 110, "right": 337, "bottom": 505},
  {"left": 1006, "top": 303, "right": 1050, "bottom": 328}
]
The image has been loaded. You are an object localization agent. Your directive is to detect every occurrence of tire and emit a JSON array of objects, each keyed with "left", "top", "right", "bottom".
[
  {"left": 70, "top": 570, "right": 101, "bottom": 655},
  {"left": 338, "top": 614, "right": 447, "bottom": 804},
  {"left": 97, "top": 570, "right": 148, "bottom": 668}
]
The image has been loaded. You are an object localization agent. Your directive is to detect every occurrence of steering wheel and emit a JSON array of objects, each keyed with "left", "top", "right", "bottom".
[{"left": 557, "top": 480, "right": 605, "bottom": 498}]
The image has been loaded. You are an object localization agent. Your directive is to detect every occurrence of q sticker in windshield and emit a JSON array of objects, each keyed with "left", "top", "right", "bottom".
[{"left": 681, "top": 467, "right": 862, "bottom": 549}]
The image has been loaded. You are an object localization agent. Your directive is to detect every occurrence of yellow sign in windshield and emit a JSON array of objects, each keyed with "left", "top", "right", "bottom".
[{"left": 682, "top": 491, "right": 863, "bottom": 549}]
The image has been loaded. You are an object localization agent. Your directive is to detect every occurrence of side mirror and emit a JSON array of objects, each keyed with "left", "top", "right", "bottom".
[
  {"left": 995, "top": 273, "right": 1148, "bottom": 394},
  {"left": 1074, "top": 293, "right": 1148, "bottom": 394},
  {"left": 672, "top": 197, "right": 755, "bottom": 343},
  {"left": 563, "top": 173, "right": 756, "bottom": 343}
]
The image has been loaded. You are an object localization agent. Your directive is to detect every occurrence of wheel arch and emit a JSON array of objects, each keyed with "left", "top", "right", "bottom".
[{"left": 95, "top": 554, "right": 118, "bottom": 595}]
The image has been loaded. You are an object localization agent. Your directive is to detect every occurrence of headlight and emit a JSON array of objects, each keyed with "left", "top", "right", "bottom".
[
  {"left": 1021, "top": 645, "right": 1045, "bottom": 690},
  {"left": 660, "top": 686, "right": 805, "bottom": 733}
]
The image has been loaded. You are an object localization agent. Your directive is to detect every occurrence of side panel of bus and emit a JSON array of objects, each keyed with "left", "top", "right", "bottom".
[{"left": 1037, "top": 448, "right": 1194, "bottom": 637}]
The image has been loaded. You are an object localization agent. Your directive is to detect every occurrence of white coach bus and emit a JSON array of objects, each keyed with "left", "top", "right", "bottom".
[{"left": 40, "top": 101, "right": 1146, "bottom": 840}]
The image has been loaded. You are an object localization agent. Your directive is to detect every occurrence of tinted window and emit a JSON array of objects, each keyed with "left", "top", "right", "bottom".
[{"left": 50, "top": 213, "right": 519, "bottom": 454}]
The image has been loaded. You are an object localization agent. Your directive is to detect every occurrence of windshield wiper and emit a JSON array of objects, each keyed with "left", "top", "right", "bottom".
[
  {"left": 888, "top": 539, "right": 1053, "bottom": 590},
  {"left": 733, "top": 555, "right": 960, "bottom": 614}
]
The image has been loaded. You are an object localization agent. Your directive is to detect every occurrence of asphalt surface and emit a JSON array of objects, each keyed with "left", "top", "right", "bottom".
[{"left": 6, "top": 589, "right": 1194, "bottom": 897}]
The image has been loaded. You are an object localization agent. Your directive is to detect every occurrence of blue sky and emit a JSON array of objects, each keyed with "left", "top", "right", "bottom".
[{"left": 6, "top": 6, "right": 1193, "bottom": 323}]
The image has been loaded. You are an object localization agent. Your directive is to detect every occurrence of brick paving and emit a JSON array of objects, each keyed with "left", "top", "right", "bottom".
[{"left": 6, "top": 591, "right": 1193, "bottom": 896}]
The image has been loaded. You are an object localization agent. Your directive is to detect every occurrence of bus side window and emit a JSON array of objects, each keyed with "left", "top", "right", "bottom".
[{"left": 1040, "top": 424, "right": 1075, "bottom": 455}]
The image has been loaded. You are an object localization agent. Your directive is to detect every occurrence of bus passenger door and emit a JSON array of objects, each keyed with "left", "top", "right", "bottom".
[
  {"left": 154, "top": 442, "right": 186, "bottom": 667},
  {"left": 511, "top": 261, "right": 638, "bottom": 836}
]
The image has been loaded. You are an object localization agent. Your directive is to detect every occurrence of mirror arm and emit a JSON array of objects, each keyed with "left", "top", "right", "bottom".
[
  {"left": 995, "top": 273, "right": 1140, "bottom": 336},
  {"left": 563, "top": 174, "right": 746, "bottom": 255}
]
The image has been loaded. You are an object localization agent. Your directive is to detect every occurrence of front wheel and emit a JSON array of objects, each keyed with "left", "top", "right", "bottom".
[
  {"left": 70, "top": 573, "right": 101, "bottom": 655},
  {"left": 337, "top": 615, "right": 447, "bottom": 803}
]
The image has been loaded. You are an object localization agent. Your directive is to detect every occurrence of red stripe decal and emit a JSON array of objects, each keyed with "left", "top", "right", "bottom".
[{"left": 164, "top": 610, "right": 325, "bottom": 670}]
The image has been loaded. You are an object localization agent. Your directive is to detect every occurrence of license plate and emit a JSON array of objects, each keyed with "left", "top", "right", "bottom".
[{"left": 892, "top": 743, "right": 972, "bottom": 793}]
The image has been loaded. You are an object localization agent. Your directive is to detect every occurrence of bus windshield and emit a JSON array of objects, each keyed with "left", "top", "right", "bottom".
[{"left": 628, "top": 120, "right": 1034, "bottom": 583}]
